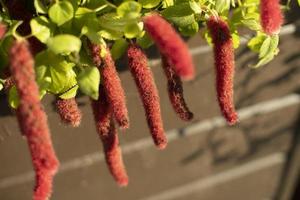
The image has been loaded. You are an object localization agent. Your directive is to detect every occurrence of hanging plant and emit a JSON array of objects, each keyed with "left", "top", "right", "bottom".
[{"left": 0, "top": 0, "right": 297, "bottom": 199}]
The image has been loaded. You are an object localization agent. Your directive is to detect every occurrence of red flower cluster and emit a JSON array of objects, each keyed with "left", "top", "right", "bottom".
[
  {"left": 143, "top": 14, "right": 195, "bottom": 80},
  {"left": 56, "top": 98, "right": 82, "bottom": 127},
  {"left": 207, "top": 16, "right": 238, "bottom": 125},
  {"left": 260, "top": 0, "right": 283, "bottom": 35},
  {"left": 127, "top": 44, "right": 167, "bottom": 149},
  {"left": 161, "top": 55, "right": 193, "bottom": 121},
  {"left": 88, "top": 42, "right": 102, "bottom": 67},
  {"left": 91, "top": 85, "right": 128, "bottom": 186},
  {"left": 100, "top": 48, "right": 129, "bottom": 129},
  {"left": 9, "top": 41, "right": 59, "bottom": 200}
]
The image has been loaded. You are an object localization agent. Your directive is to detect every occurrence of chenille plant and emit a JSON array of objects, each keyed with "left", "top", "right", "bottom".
[{"left": 0, "top": 0, "right": 297, "bottom": 199}]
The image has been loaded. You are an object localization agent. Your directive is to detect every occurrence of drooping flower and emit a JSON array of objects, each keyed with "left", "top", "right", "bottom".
[
  {"left": 260, "top": 0, "right": 283, "bottom": 35},
  {"left": 97, "top": 47, "right": 129, "bottom": 129},
  {"left": 9, "top": 40, "right": 59, "bottom": 200},
  {"left": 127, "top": 44, "right": 167, "bottom": 149},
  {"left": 143, "top": 14, "right": 195, "bottom": 80},
  {"left": 161, "top": 55, "right": 193, "bottom": 121},
  {"left": 56, "top": 98, "right": 82, "bottom": 127},
  {"left": 88, "top": 42, "right": 102, "bottom": 67},
  {"left": 91, "top": 85, "right": 129, "bottom": 186},
  {"left": 207, "top": 16, "right": 238, "bottom": 125}
]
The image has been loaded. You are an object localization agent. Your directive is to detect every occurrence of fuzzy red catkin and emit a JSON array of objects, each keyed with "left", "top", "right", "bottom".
[
  {"left": 127, "top": 44, "right": 167, "bottom": 149},
  {"left": 100, "top": 48, "right": 129, "bottom": 129},
  {"left": 207, "top": 16, "right": 238, "bottom": 125},
  {"left": 9, "top": 41, "right": 59, "bottom": 200},
  {"left": 143, "top": 14, "right": 195, "bottom": 80},
  {"left": 260, "top": 0, "right": 283, "bottom": 35},
  {"left": 88, "top": 42, "right": 102, "bottom": 67},
  {"left": 161, "top": 55, "right": 194, "bottom": 121},
  {"left": 91, "top": 85, "right": 129, "bottom": 186},
  {"left": 56, "top": 98, "right": 82, "bottom": 127}
]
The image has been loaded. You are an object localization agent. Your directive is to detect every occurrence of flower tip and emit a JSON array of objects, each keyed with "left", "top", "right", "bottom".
[
  {"left": 117, "top": 178, "right": 129, "bottom": 187},
  {"left": 119, "top": 119, "right": 130, "bottom": 130},
  {"left": 227, "top": 113, "right": 239, "bottom": 126},
  {"left": 182, "top": 112, "right": 194, "bottom": 122},
  {"left": 72, "top": 120, "right": 81, "bottom": 128},
  {"left": 157, "top": 141, "right": 167, "bottom": 150},
  {"left": 181, "top": 73, "right": 195, "bottom": 81}
]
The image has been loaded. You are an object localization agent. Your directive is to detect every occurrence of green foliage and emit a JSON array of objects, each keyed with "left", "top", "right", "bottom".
[
  {"left": 77, "top": 67, "right": 100, "bottom": 100},
  {"left": 0, "top": 0, "right": 289, "bottom": 107}
]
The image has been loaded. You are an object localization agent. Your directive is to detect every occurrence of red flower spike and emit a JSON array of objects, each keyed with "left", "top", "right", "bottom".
[
  {"left": 102, "top": 121, "right": 129, "bottom": 186},
  {"left": 207, "top": 16, "right": 238, "bottom": 125},
  {"left": 91, "top": 85, "right": 111, "bottom": 136},
  {"left": 88, "top": 42, "right": 102, "bottom": 67},
  {"left": 161, "top": 55, "right": 194, "bottom": 121},
  {"left": 9, "top": 41, "right": 59, "bottom": 200},
  {"left": 127, "top": 44, "right": 167, "bottom": 149},
  {"left": 143, "top": 14, "right": 195, "bottom": 80},
  {"left": 260, "top": 0, "right": 283, "bottom": 35},
  {"left": 100, "top": 48, "right": 129, "bottom": 129},
  {"left": 0, "top": 23, "right": 6, "bottom": 39},
  {"left": 56, "top": 98, "right": 82, "bottom": 127},
  {"left": 91, "top": 85, "right": 129, "bottom": 186}
]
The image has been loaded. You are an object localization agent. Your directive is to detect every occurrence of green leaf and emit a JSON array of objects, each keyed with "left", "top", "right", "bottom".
[
  {"left": 124, "top": 22, "right": 143, "bottom": 38},
  {"left": 30, "top": 16, "right": 52, "bottom": 43},
  {"left": 178, "top": 21, "right": 199, "bottom": 36},
  {"left": 81, "top": 26, "right": 102, "bottom": 44},
  {"left": 231, "top": 31, "right": 240, "bottom": 49},
  {"left": 215, "top": 0, "right": 231, "bottom": 13},
  {"left": 111, "top": 39, "right": 128, "bottom": 60},
  {"left": 49, "top": 63, "right": 77, "bottom": 94},
  {"left": 8, "top": 86, "right": 19, "bottom": 109},
  {"left": 34, "top": 0, "right": 47, "bottom": 14},
  {"left": 117, "top": 1, "right": 142, "bottom": 18},
  {"left": 138, "top": 0, "right": 161, "bottom": 9},
  {"left": 162, "top": 3, "right": 194, "bottom": 17},
  {"left": 77, "top": 67, "right": 100, "bottom": 100},
  {"left": 253, "top": 34, "right": 279, "bottom": 68},
  {"left": 189, "top": 1, "right": 201, "bottom": 14},
  {"left": 49, "top": 1, "right": 74, "bottom": 26},
  {"left": 247, "top": 33, "right": 267, "bottom": 53},
  {"left": 59, "top": 85, "right": 78, "bottom": 99},
  {"left": 241, "top": 19, "right": 261, "bottom": 31},
  {"left": 47, "top": 34, "right": 81, "bottom": 54},
  {"left": 298, "top": 0, "right": 300, "bottom": 6},
  {"left": 137, "top": 32, "right": 154, "bottom": 49}
]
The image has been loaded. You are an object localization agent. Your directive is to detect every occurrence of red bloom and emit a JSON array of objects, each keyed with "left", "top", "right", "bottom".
[
  {"left": 127, "top": 44, "right": 167, "bottom": 149},
  {"left": 0, "top": 23, "right": 6, "bottom": 39},
  {"left": 143, "top": 14, "right": 195, "bottom": 80},
  {"left": 91, "top": 85, "right": 128, "bottom": 186},
  {"left": 88, "top": 42, "right": 102, "bottom": 67},
  {"left": 56, "top": 98, "right": 82, "bottom": 127},
  {"left": 91, "top": 85, "right": 111, "bottom": 136},
  {"left": 207, "top": 16, "right": 238, "bottom": 125},
  {"left": 260, "top": 0, "right": 283, "bottom": 35},
  {"left": 9, "top": 41, "right": 59, "bottom": 200},
  {"left": 161, "top": 55, "right": 193, "bottom": 121},
  {"left": 100, "top": 48, "right": 129, "bottom": 129}
]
